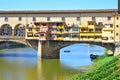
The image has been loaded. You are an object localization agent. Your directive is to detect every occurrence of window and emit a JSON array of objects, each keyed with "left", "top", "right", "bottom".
[
  {"left": 5, "top": 17, "right": 8, "bottom": 22},
  {"left": 28, "top": 28, "right": 32, "bottom": 31},
  {"left": 116, "top": 25, "right": 119, "bottom": 28},
  {"left": 47, "top": 17, "right": 50, "bottom": 21},
  {"left": 107, "top": 16, "right": 111, "bottom": 21},
  {"left": 18, "top": 17, "right": 22, "bottom": 21},
  {"left": 34, "top": 33, "right": 40, "bottom": 37},
  {"left": 110, "top": 24, "right": 113, "bottom": 28},
  {"left": 77, "top": 17, "right": 80, "bottom": 21},
  {"left": 27, "top": 33, "right": 33, "bottom": 37},
  {"left": 41, "top": 34, "right": 45, "bottom": 36},
  {"left": 42, "top": 24, "right": 46, "bottom": 26},
  {"left": 36, "top": 28, "right": 40, "bottom": 31},
  {"left": 62, "top": 17, "right": 65, "bottom": 21},
  {"left": 110, "top": 37, "right": 113, "bottom": 40},
  {"left": 116, "top": 33, "right": 119, "bottom": 36},
  {"left": 32, "top": 17, "right": 36, "bottom": 21},
  {"left": 95, "top": 29, "right": 102, "bottom": 32},
  {"left": 92, "top": 16, "right": 96, "bottom": 21},
  {"left": 59, "top": 29, "right": 63, "bottom": 32},
  {"left": 117, "top": 17, "right": 119, "bottom": 20},
  {"left": 89, "top": 29, "right": 93, "bottom": 32},
  {"left": 72, "top": 27, "right": 78, "bottom": 31},
  {"left": 57, "top": 23, "right": 63, "bottom": 26},
  {"left": 42, "top": 28, "right": 48, "bottom": 31}
]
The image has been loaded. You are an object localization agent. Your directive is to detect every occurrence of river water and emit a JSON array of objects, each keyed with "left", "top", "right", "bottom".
[{"left": 0, "top": 44, "right": 105, "bottom": 80}]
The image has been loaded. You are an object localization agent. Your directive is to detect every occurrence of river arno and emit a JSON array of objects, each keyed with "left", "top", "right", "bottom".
[{"left": 0, "top": 44, "right": 105, "bottom": 80}]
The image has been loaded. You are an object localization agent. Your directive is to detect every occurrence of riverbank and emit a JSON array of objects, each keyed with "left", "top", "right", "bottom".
[{"left": 69, "top": 54, "right": 120, "bottom": 80}]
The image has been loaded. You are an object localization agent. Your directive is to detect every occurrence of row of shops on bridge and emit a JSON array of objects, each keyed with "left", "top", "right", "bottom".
[{"left": 26, "top": 21, "right": 114, "bottom": 43}]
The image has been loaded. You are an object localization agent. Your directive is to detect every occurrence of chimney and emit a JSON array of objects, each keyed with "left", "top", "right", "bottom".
[{"left": 118, "top": 0, "right": 120, "bottom": 13}]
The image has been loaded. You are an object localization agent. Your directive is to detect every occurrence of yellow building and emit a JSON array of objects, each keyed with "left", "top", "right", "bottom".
[
  {"left": 26, "top": 23, "right": 36, "bottom": 39},
  {"left": 80, "top": 21, "right": 103, "bottom": 41},
  {"left": 56, "top": 22, "right": 65, "bottom": 40}
]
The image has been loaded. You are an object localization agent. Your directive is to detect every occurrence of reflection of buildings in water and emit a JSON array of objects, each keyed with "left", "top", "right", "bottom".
[{"left": 37, "top": 58, "right": 42, "bottom": 80}]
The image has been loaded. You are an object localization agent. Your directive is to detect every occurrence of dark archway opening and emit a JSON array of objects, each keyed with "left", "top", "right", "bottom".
[
  {"left": 1, "top": 24, "right": 12, "bottom": 36},
  {"left": 14, "top": 24, "right": 25, "bottom": 36}
]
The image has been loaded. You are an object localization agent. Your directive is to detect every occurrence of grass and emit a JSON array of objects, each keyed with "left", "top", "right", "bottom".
[{"left": 69, "top": 54, "right": 120, "bottom": 80}]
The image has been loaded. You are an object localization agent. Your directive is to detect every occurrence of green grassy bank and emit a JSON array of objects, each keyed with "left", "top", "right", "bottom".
[{"left": 69, "top": 54, "right": 120, "bottom": 80}]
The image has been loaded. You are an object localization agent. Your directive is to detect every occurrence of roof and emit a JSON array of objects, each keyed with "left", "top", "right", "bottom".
[{"left": 0, "top": 9, "right": 117, "bottom": 14}]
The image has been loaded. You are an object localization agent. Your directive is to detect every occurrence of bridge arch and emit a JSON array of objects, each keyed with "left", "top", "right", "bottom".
[
  {"left": 38, "top": 41, "right": 115, "bottom": 58},
  {"left": 26, "top": 40, "right": 117, "bottom": 58},
  {"left": 56, "top": 42, "right": 115, "bottom": 55},
  {"left": 0, "top": 41, "right": 27, "bottom": 48},
  {"left": 0, "top": 24, "right": 12, "bottom": 36},
  {"left": 14, "top": 24, "right": 25, "bottom": 36}
]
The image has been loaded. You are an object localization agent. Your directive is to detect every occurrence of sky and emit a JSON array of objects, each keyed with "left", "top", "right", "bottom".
[{"left": 0, "top": 0, "right": 118, "bottom": 10}]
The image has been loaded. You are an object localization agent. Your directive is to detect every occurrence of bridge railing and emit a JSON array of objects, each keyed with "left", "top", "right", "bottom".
[{"left": 0, "top": 36, "right": 25, "bottom": 40}]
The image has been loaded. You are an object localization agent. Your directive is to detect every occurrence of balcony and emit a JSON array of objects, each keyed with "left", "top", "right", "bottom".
[
  {"left": 87, "top": 33, "right": 95, "bottom": 36},
  {"left": 39, "top": 37, "right": 46, "bottom": 40},
  {"left": 34, "top": 33, "right": 40, "bottom": 37},
  {"left": 88, "top": 25, "right": 95, "bottom": 29},
  {"left": 102, "top": 37, "right": 108, "bottom": 40},
  {"left": 94, "top": 36, "right": 102, "bottom": 41},
  {"left": 56, "top": 31, "right": 62, "bottom": 34},
  {"left": 57, "top": 37, "right": 63, "bottom": 40},
  {"left": 80, "top": 36, "right": 88, "bottom": 41},
  {"left": 102, "top": 28, "right": 114, "bottom": 31},
  {"left": 80, "top": 29, "right": 88, "bottom": 32},
  {"left": 79, "top": 25, "right": 88, "bottom": 28},
  {"left": 27, "top": 33, "right": 33, "bottom": 37},
  {"left": 95, "top": 32, "right": 102, "bottom": 36},
  {"left": 57, "top": 26, "right": 64, "bottom": 29},
  {"left": 35, "top": 28, "right": 40, "bottom": 31},
  {"left": 88, "top": 36, "right": 95, "bottom": 41},
  {"left": 80, "top": 33, "right": 88, "bottom": 36}
]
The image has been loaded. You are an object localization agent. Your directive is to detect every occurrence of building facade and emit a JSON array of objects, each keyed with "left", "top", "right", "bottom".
[{"left": 0, "top": 9, "right": 120, "bottom": 43}]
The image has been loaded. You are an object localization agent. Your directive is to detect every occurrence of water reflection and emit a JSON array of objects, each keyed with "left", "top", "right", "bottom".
[
  {"left": 0, "top": 57, "right": 38, "bottom": 80},
  {"left": 0, "top": 44, "right": 105, "bottom": 80},
  {"left": 0, "top": 57, "right": 79, "bottom": 80},
  {"left": 60, "top": 44, "right": 105, "bottom": 70}
]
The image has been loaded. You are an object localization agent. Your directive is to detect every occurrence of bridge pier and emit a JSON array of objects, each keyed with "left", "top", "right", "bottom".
[
  {"left": 37, "top": 40, "right": 59, "bottom": 59},
  {"left": 114, "top": 43, "right": 120, "bottom": 56}
]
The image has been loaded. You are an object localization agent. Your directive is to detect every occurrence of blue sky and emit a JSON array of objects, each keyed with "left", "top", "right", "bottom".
[{"left": 0, "top": 0, "right": 117, "bottom": 10}]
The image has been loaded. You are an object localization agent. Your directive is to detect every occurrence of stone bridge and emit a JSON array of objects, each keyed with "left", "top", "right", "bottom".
[
  {"left": 27, "top": 40, "right": 119, "bottom": 58},
  {"left": 0, "top": 37, "right": 119, "bottom": 59}
]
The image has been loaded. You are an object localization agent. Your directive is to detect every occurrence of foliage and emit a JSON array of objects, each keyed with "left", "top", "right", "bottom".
[{"left": 69, "top": 55, "right": 120, "bottom": 80}]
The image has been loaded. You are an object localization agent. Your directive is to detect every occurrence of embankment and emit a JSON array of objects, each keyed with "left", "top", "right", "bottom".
[{"left": 69, "top": 55, "right": 120, "bottom": 80}]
